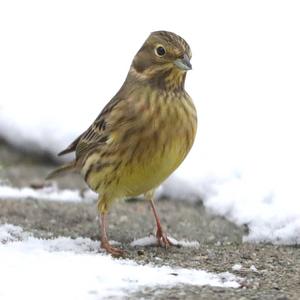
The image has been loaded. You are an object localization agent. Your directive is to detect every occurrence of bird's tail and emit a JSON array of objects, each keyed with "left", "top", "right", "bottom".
[{"left": 46, "top": 161, "right": 77, "bottom": 180}]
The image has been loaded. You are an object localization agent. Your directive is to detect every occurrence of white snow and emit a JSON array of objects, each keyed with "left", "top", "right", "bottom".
[
  {"left": 1, "top": 1, "right": 300, "bottom": 245},
  {"left": 0, "top": 225, "right": 240, "bottom": 299},
  {"left": 131, "top": 235, "right": 200, "bottom": 248},
  {"left": 0, "top": 184, "right": 96, "bottom": 202},
  {"left": 249, "top": 265, "right": 258, "bottom": 273},
  {"left": 231, "top": 264, "right": 258, "bottom": 273},
  {"left": 232, "top": 264, "right": 242, "bottom": 272},
  {"left": 202, "top": 176, "right": 300, "bottom": 244}
]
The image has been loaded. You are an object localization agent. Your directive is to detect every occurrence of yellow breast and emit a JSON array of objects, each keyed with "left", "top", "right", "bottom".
[
  {"left": 113, "top": 93, "right": 197, "bottom": 197},
  {"left": 83, "top": 89, "right": 197, "bottom": 200},
  {"left": 119, "top": 135, "right": 190, "bottom": 197}
]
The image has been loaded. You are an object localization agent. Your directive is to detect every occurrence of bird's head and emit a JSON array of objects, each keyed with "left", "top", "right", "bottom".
[{"left": 130, "top": 31, "right": 192, "bottom": 90}]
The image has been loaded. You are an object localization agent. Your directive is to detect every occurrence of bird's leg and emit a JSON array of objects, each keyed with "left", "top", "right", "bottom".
[
  {"left": 146, "top": 190, "right": 173, "bottom": 248},
  {"left": 98, "top": 199, "right": 124, "bottom": 257},
  {"left": 149, "top": 199, "right": 173, "bottom": 247}
]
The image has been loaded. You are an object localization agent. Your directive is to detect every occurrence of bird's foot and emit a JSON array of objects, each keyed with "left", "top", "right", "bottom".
[
  {"left": 156, "top": 228, "right": 174, "bottom": 248},
  {"left": 101, "top": 241, "right": 125, "bottom": 257}
]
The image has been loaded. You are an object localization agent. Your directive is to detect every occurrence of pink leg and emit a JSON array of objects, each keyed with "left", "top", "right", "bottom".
[
  {"left": 149, "top": 198, "right": 173, "bottom": 248},
  {"left": 98, "top": 199, "right": 124, "bottom": 257}
]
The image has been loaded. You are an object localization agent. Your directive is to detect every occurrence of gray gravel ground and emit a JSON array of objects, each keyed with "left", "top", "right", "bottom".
[{"left": 0, "top": 141, "right": 300, "bottom": 300}]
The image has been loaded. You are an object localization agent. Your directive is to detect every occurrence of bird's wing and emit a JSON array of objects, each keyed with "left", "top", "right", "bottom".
[
  {"left": 58, "top": 134, "right": 83, "bottom": 156},
  {"left": 74, "top": 117, "right": 109, "bottom": 159},
  {"left": 58, "top": 79, "right": 139, "bottom": 160},
  {"left": 57, "top": 93, "right": 122, "bottom": 158},
  {"left": 75, "top": 92, "right": 139, "bottom": 161}
]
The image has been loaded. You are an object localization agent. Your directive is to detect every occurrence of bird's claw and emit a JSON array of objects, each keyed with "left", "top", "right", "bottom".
[
  {"left": 101, "top": 241, "right": 125, "bottom": 257},
  {"left": 156, "top": 229, "right": 173, "bottom": 248}
]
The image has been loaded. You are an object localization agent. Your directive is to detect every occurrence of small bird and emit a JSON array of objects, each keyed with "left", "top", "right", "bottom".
[{"left": 47, "top": 31, "right": 197, "bottom": 256}]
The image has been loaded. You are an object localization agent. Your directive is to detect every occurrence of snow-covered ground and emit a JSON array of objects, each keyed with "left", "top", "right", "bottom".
[
  {"left": 0, "top": 224, "right": 240, "bottom": 299},
  {"left": 1, "top": 1, "right": 300, "bottom": 245},
  {"left": 0, "top": 184, "right": 97, "bottom": 202}
]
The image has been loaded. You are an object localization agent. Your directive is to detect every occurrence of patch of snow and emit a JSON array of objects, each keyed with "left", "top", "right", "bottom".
[
  {"left": 130, "top": 235, "right": 157, "bottom": 247},
  {"left": 232, "top": 264, "right": 242, "bottom": 271},
  {"left": 131, "top": 235, "right": 200, "bottom": 248},
  {"left": 249, "top": 265, "right": 258, "bottom": 272},
  {"left": 202, "top": 176, "right": 300, "bottom": 245},
  {"left": 0, "top": 223, "right": 119, "bottom": 253},
  {"left": 0, "top": 184, "right": 97, "bottom": 202},
  {"left": 0, "top": 225, "right": 241, "bottom": 299},
  {"left": 168, "top": 237, "right": 200, "bottom": 248},
  {"left": 0, "top": 224, "right": 30, "bottom": 243}
]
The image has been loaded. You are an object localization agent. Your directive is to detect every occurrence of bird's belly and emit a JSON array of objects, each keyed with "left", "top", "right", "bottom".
[
  {"left": 117, "top": 134, "right": 189, "bottom": 197},
  {"left": 84, "top": 131, "right": 192, "bottom": 199}
]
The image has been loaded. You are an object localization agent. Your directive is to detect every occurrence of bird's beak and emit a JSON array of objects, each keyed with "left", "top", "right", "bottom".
[{"left": 174, "top": 53, "right": 192, "bottom": 71}]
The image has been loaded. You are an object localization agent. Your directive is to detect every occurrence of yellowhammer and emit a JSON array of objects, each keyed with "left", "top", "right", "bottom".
[{"left": 47, "top": 31, "right": 197, "bottom": 256}]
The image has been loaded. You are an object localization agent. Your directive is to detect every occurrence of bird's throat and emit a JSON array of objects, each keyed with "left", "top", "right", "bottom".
[{"left": 129, "top": 65, "right": 186, "bottom": 92}]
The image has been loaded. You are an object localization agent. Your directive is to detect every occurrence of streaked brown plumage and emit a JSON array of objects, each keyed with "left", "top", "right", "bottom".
[{"left": 47, "top": 31, "right": 197, "bottom": 256}]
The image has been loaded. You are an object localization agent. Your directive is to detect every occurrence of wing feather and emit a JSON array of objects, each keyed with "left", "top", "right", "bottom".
[
  {"left": 74, "top": 95, "right": 127, "bottom": 159},
  {"left": 58, "top": 89, "right": 136, "bottom": 160}
]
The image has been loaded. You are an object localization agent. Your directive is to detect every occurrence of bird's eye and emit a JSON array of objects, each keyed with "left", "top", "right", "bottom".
[{"left": 155, "top": 46, "right": 166, "bottom": 57}]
